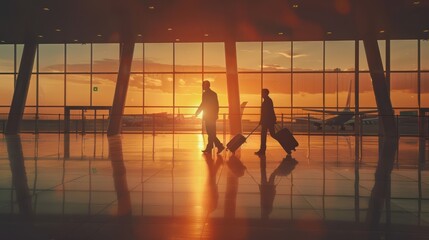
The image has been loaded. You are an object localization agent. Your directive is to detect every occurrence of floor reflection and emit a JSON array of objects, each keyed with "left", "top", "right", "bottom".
[{"left": 0, "top": 133, "right": 428, "bottom": 239}]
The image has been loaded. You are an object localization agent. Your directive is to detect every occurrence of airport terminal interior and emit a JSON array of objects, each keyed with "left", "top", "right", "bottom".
[{"left": 1, "top": 0, "right": 429, "bottom": 239}]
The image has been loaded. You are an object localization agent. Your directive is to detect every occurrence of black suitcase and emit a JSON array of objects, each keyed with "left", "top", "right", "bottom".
[
  {"left": 274, "top": 127, "right": 299, "bottom": 154},
  {"left": 226, "top": 125, "right": 259, "bottom": 153}
]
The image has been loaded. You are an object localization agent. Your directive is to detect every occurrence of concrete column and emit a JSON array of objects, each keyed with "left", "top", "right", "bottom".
[
  {"left": 5, "top": 43, "right": 37, "bottom": 135},
  {"left": 356, "top": 0, "right": 396, "bottom": 137},
  {"left": 225, "top": 40, "right": 242, "bottom": 135},
  {"left": 107, "top": 42, "right": 135, "bottom": 136}
]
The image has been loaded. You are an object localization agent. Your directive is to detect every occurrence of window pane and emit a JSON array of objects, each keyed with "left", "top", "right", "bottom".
[
  {"left": 39, "top": 44, "right": 64, "bottom": 72},
  {"left": 293, "top": 73, "right": 323, "bottom": 107},
  {"left": 422, "top": 73, "right": 429, "bottom": 107},
  {"left": 175, "top": 43, "right": 202, "bottom": 72},
  {"left": 92, "top": 74, "right": 117, "bottom": 106},
  {"left": 0, "top": 74, "right": 14, "bottom": 105},
  {"left": 144, "top": 73, "right": 173, "bottom": 106},
  {"left": 359, "top": 40, "right": 385, "bottom": 71},
  {"left": 0, "top": 44, "right": 14, "bottom": 72},
  {"left": 391, "top": 73, "right": 418, "bottom": 108},
  {"left": 359, "top": 73, "right": 376, "bottom": 108},
  {"left": 144, "top": 43, "right": 173, "bottom": 72},
  {"left": 175, "top": 74, "right": 202, "bottom": 107},
  {"left": 204, "top": 43, "right": 226, "bottom": 72},
  {"left": 67, "top": 44, "right": 90, "bottom": 72},
  {"left": 16, "top": 44, "right": 37, "bottom": 73},
  {"left": 391, "top": 40, "right": 417, "bottom": 71},
  {"left": 263, "top": 42, "right": 291, "bottom": 72},
  {"left": 237, "top": 42, "right": 261, "bottom": 72},
  {"left": 93, "top": 44, "right": 119, "bottom": 72},
  {"left": 325, "top": 41, "right": 354, "bottom": 71},
  {"left": 131, "top": 43, "right": 143, "bottom": 72},
  {"left": 66, "top": 74, "right": 90, "bottom": 106},
  {"left": 39, "top": 74, "right": 64, "bottom": 106},
  {"left": 293, "top": 41, "right": 323, "bottom": 71},
  {"left": 421, "top": 40, "right": 429, "bottom": 71},
  {"left": 325, "top": 72, "right": 355, "bottom": 108},
  {"left": 126, "top": 74, "right": 143, "bottom": 106},
  {"left": 263, "top": 73, "right": 291, "bottom": 107},
  {"left": 239, "top": 73, "right": 261, "bottom": 107}
]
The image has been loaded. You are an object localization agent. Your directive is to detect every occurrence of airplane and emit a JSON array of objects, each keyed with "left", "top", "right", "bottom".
[{"left": 295, "top": 81, "right": 378, "bottom": 130}]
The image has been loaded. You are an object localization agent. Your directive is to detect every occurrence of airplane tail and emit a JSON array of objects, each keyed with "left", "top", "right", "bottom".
[{"left": 344, "top": 80, "right": 352, "bottom": 112}]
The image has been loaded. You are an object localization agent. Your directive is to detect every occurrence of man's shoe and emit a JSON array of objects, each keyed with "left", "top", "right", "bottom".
[
  {"left": 254, "top": 150, "right": 265, "bottom": 155},
  {"left": 202, "top": 149, "right": 212, "bottom": 154},
  {"left": 217, "top": 145, "right": 225, "bottom": 154}
]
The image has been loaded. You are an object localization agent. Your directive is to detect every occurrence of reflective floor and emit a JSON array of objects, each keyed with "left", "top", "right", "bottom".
[{"left": 1, "top": 133, "right": 429, "bottom": 240}]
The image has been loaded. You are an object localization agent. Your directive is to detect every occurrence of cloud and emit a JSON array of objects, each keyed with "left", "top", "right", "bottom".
[{"left": 277, "top": 52, "right": 307, "bottom": 59}]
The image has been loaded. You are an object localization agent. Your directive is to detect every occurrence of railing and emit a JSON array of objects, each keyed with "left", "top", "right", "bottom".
[{"left": 0, "top": 111, "right": 428, "bottom": 139}]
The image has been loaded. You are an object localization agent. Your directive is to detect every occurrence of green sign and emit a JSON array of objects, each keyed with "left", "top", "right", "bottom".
[{"left": 93, "top": 86, "right": 98, "bottom": 92}]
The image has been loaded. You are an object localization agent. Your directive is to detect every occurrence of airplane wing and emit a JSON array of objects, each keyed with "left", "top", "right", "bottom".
[
  {"left": 301, "top": 108, "right": 352, "bottom": 115},
  {"left": 294, "top": 116, "right": 323, "bottom": 125}
]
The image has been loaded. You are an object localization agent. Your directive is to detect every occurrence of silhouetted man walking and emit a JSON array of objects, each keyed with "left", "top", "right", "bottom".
[
  {"left": 196, "top": 80, "right": 225, "bottom": 154},
  {"left": 255, "top": 89, "right": 276, "bottom": 155}
]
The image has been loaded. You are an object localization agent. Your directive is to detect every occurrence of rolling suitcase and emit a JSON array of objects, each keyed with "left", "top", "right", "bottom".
[
  {"left": 226, "top": 125, "right": 259, "bottom": 153},
  {"left": 274, "top": 127, "right": 299, "bottom": 154}
]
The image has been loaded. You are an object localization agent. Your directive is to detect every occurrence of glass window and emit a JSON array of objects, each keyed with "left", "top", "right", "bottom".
[
  {"left": 359, "top": 73, "right": 377, "bottom": 108},
  {"left": 359, "top": 40, "right": 385, "bottom": 71},
  {"left": 325, "top": 72, "right": 355, "bottom": 108},
  {"left": 325, "top": 41, "right": 354, "bottom": 71},
  {"left": 66, "top": 44, "right": 90, "bottom": 72},
  {"left": 93, "top": 44, "right": 119, "bottom": 72},
  {"left": 237, "top": 42, "right": 261, "bottom": 72},
  {"left": 175, "top": 74, "right": 202, "bottom": 106},
  {"left": 263, "top": 73, "right": 291, "bottom": 107},
  {"left": 39, "top": 74, "right": 64, "bottom": 106},
  {"left": 293, "top": 41, "right": 323, "bottom": 71},
  {"left": 293, "top": 73, "right": 323, "bottom": 107},
  {"left": 204, "top": 43, "right": 226, "bottom": 72},
  {"left": 263, "top": 42, "right": 292, "bottom": 72},
  {"left": 92, "top": 74, "right": 117, "bottom": 106},
  {"left": 126, "top": 74, "right": 143, "bottom": 107},
  {"left": 421, "top": 40, "right": 429, "bottom": 71},
  {"left": 238, "top": 73, "right": 261, "bottom": 107},
  {"left": 0, "top": 44, "right": 14, "bottom": 72},
  {"left": 422, "top": 73, "right": 429, "bottom": 107},
  {"left": 390, "top": 73, "right": 418, "bottom": 108},
  {"left": 66, "top": 74, "right": 90, "bottom": 106},
  {"left": 39, "top": 44, "right": 64, "bottom": 72},
  {"left": 144, "top": 73, "right": 173, "bottom": 106},
  {"left": 16, "top": 44, "right": 37, "bottom": 73},
  {"left": 131, "top": 43, "right": 143, "bottom": 72},
  {"left": 144, "top": 43, "right": 173, "bottom": 72},
  {"left": 391, "top": 40, "right": 417, "bottom": 71},
  {"left": 175, "top": 43, "right": 202, "bottom": 72},
  {"left": 0, "top": 74, "right": 14, "bottom": 105}
]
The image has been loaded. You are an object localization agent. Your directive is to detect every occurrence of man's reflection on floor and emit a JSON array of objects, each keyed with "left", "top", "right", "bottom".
[
  {"left": 366, "top": 136, "right": 398, "bottom": 238},
  {"left": 224, "top": 154, "right": 247, "bottom": 219},
  {"left": 202, "top": 153, "right": 223, "bottom": 215},
  {"left": 259, "top": 154, "right": 298, "bottom": 220}
]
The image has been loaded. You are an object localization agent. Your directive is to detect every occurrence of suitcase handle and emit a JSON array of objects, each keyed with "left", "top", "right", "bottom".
[{"left": 245, "top": 124, "right": 260, "bottom": 139}]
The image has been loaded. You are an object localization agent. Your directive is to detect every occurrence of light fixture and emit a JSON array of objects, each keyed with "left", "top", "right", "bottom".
[
  {"left": 148, "top": 6, "right": 155, "bottom": 10},
  {"left": 278, "top": 32, "right": 284, "bottom": 35},
  {"left": 379, "top": 30, "right": 385, "bottom": 33},
  {"left": 204, "top": 33, "right": 209, "bottom": 37},
  {"left": 326, "top": 31, "right": 332, "bottom": 35},
  {"left": 175, "top": 38, "right": 180, "bottom": 42},
  {"left": 292, "top": 4, "right": 299, "bottom": 8},
  {"left": 137, "top": 33, "right": 142, "bottom": 37},
  {"left": 43, "top": 7, "right": 50, "bottom": 11},
  {"left": 97, "top": 34, "right": 102, "bottom": 37},
  {"left": 424, "top": 29, "right": 429, "bottom": 33},
  {"left": 55, "top": 28, "right": 61, "bottom": 32},
  {"left": 37, "top": 35, "right": 43, "bottom": 38},
  {"left": 413, "top": 1, "right": 420, "bottom": 5},
  {"left": 167, "top": 28, "right": 173, "bottom": 31},
  {"left": 73, "top": 39, "right": 78, "bottom": 42},
  {"left": 1, "top": 40, "right": 5, "bottom": 43}
]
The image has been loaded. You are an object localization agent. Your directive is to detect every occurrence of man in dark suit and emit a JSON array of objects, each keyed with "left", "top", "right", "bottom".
[
  {"left": 255, "top": 88, "right": 277, "bottom": 155},
  {"left": 195, "top": 80, "right": 225, "bottom": 154}
]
